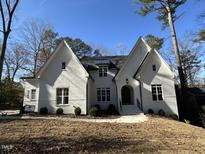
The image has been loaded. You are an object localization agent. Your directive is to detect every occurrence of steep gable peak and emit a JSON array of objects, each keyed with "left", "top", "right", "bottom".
[
  {"left": 114, "top": 37, "right": 152, "bottom": 80},
  {"left": 36, "top": 40, "right": 88, "bottom": 78}
]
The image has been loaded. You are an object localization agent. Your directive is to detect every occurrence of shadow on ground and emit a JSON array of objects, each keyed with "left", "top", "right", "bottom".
[{"left": 0, "top": 136, "right": 177, "bottom": 154}]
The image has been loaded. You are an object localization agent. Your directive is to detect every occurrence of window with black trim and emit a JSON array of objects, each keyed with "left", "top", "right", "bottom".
[
  {"left": 62, "top": 62, "right": 66, "bottom": 69},
  {"left": 99, "top": 66, "right": 108, "bottom": 77},
  {"left": 26, "top": 90, "right": 30, "bottom": 99},
  {"left": 97, "top": 88, "right": 110, "bottom": 102},
  {"left": 56, "top": 88, "right": 69, "bottom": 105},
  {"left": 152, "top": 65, "right": 156, "bottom": 71},
  {"left": 31, "top": 89, "right": 36, "bottom": 100},
  {"left": 151, "top": 85, "right": 163, "bottom": 101}
]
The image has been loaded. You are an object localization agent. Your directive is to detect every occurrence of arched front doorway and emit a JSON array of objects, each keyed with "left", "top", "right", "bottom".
[{"left": 121, "top": 85, "right": 134, "bottom": 105}]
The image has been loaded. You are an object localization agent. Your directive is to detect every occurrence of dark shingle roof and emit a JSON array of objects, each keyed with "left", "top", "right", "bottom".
[{"left": 80, "top": 56, "right": 128, "bottom": 70}]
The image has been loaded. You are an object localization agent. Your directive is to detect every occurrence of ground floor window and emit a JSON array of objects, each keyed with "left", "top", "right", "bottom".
[
  {"left": 31, "top": 89, "right": 36, "bottom": 100},
  {"left": 151, "top": 85, "right": 163, "bottom": 101},
  {"left": 56, "top": 88, "right": 69, "bottom": 105},
  {"left": 97, "top": 88, "right": 110, "bottom": 102},
  {"left": 26, "top": 90, "right": 30, "bottom": 99}
]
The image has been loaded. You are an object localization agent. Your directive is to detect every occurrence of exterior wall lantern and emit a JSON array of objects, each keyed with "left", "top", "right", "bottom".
[{"left": 126, "top": 78, "right": 129, "bottom": 84}]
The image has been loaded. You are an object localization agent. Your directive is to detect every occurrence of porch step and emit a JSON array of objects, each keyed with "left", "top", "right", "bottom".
[{"left": 120, "top": 105, "right": 142, "bottom": 115}]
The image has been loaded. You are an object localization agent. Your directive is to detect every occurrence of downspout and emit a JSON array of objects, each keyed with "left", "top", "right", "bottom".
[
  {"left": 86, "top": 80, "right": 88, "bottom": 115},
  {"left": 113, "top": 79, "right": 119, "bottom": 113},
  {"left": 86, "top": 73, "right": 94, "bottom": 114},
  {"left": 135, "top": 78, "right": 143, "bottom": 112}
]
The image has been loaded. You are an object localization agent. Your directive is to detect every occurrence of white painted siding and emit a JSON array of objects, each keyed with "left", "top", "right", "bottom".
[
  {"left": 37, "top": 42, "right": 88, "bottom": 114},
  {"left": 88, "top": 69, "right": 118, "bottom": 110},
  {"left": 22, "top": 37, "right": 178, "bottom": 116},
  {"left": 115, "top": 39, "right": 149, "bottom": 112},
  {"left": 139, "top": 50, "right": 178, "bottom": 115},
  {"left": 23, "top": 79, "right": 39, "bottom": 112}
]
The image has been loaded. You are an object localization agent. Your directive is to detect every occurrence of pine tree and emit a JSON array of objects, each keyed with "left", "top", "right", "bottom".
[{"left": 134, "top": 0, "right": 187, "bottom": 90}]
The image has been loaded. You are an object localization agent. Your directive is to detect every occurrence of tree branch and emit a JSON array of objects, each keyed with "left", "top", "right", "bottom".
[
  {"left": 5, "top": 0, "right": 11, "bottom": 14},
  {"left": 6, "top": 0, "right": 19, "bottom": 32},
  {"left": 0, "top": 0, "right": 6, "bottom": 33}
]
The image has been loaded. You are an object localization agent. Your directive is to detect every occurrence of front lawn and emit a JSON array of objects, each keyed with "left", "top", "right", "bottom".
[{"left": 0, "top": 116, "right": 204, "bottom": 153}]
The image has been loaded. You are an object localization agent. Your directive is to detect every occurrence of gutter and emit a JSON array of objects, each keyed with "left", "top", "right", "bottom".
[{"left": 135, "top": 78, "right": 143, "bottom": 112}]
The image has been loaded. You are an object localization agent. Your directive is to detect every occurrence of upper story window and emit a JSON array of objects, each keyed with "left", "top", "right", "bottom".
[
  {"left": 97, "top": 88, "right": 110, "bottom": 102},
  {"left": 152, "top": 65, "right": 156, "bottom": 71},
  {"left": 151, "top": 85, "right": 163, "bottom": 101},
  {"left": 31, "top": 89, "right": 36, "bottom": 100},
  {"left": 56, "top": 88, "right": 69, "bottom": 105},
  {"left": 62, "top": 62, "right": 66, "bottom": 69},
  {"left": 99, "top": 66, "right": 108, "bottom": 77}
]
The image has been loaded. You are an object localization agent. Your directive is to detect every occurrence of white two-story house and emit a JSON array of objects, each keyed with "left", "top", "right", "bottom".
[{"left": 22, "top": 37, "right": 179, "bottom": 116}]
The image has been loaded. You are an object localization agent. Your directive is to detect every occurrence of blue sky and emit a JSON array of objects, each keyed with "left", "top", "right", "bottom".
[{"left": 14, "top": 0, "right": 204, "bottom": 54}]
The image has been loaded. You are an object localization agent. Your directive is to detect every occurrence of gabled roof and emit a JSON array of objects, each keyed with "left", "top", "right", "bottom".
[
  {"left": 35, "top": 41, "right": 66, "bottom": 78},
  {"left": 132, "top": 51, "right": 150, "bottom": 78},
  {"left": 22, "top": 40, "right": 89, "bottom": 79},
  {"left": 21, "top": 37, "right": 175, "bottom": 81},
  {"left": 114, "top": 37, "right": 176, "bottom": 81},
  {"left": 114, "top": 37, "right": 151, "bottom": 80},
  {"left": 132, "top": 48, "right": 175, "bottom": 80},
  {"left": 80, "top": 55, "right": 128, "bottom": 70},
  {"left": 38, "top": 40, "right": 89, "bottom": 78}
]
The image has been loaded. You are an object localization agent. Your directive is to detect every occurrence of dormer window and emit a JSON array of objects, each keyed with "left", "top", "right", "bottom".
[
  {"left": 152, "top": 65, "right": 156, "bottom": 71},
  {"left": 62, "top": 62, "right": 66, "bottom": 69},
  {"left": 99, "top": 66, "right": 107, "bottom": 77}
]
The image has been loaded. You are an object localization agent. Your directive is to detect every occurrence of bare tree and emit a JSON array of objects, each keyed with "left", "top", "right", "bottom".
[
  {"left": 20, "top": 20, "right": 55, "bottom": 76},
  {"left": 178, "top": 36, "right": 204, "bottom": 87},
  {"left": 4, "top": 43, "right": 29, "bottom": 82},
  {"left": 161, "top": 33, "right": 204, "bottom": 86},
  {"left": 0, "top": 0, "right": 20, "bottom": 81}
]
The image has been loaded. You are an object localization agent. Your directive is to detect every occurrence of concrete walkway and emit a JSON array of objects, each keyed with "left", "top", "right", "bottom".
[{"left": 0, "top": 113, "right": 148, "bottom": 124}]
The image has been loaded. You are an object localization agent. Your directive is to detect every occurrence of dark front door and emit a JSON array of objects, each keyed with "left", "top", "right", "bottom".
[{"left": 121, "top": 86, "right": 132, "bottom": 105}]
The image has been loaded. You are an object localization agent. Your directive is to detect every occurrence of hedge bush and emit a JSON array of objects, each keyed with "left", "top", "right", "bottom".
[
  {"left": 94, "top": 104, "right": 101, "bottom": 111},
  {"left": 147, "top": 109, "right": 154, "bottom": 114},
  {"left": 158, "top": 109, "right": 165, "bottom": 116},
  {"left": 74, "top": 107, "right": 81, "bottom": 115},
  {"left": 107, "top": 104, "right": 118, "bottom": 115},
  {"left": 20, "top": 106, "right": 25, "bottom": 114},
  {"left": 89, "top": 107, "right": 98, "bottom": 116},
  {"left": 40, "top": 107, "right": 48, "bottom": 114},
  {"left": 201, "top": 105, "right": 205, "bottom": 113},
  {"left": 56, "top": 108, "right": 63, "bottom": 115}
]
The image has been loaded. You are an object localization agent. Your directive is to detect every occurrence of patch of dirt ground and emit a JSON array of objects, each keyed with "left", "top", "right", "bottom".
[{"left": 0, "top": 116, "right": 204, "bottom": 154}]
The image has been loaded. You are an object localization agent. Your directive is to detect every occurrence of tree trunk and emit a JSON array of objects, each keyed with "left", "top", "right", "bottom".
[
  {"left": 166, "top": 4, "right": 187, "bottom": 91},
  {"left": 33, "top": 53, "right": 38, "bottom": 77},
  {"left": 0, "top": 33, "right": 9, "bottom": 82},
  {"left": 4, "top": 58, "right": 11, "bottom": 81},
  {"left": 11, "top": 66, "right": 19, "bottom": 82}
]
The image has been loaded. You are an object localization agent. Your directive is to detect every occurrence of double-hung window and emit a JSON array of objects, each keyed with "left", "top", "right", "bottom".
[
  {"left": 97, "top": 88, "right": 110, "bottom": 102},
  {"left": 56, "top": 88, "right": 69, "bottom": 105},
  {"left": 152, "top": 65, "right": 156, "bottom": 71},
  {"left": 151, "top": 85, "right": 163, "bottom": 101},
  {"left": 62, "top": 62, "right": 66, "bottom": 69},
  {"left": 106, "top": 88, "right": 110, "bottom": 101},
  {"left": 99, "top": 66, "right": 108, "bottom": 77},
  {"left": 31, "top": 89, "right": 36, "bottom": 100},
  {"left": 26, "top": 90, "right": 30, "bottom": 99}
]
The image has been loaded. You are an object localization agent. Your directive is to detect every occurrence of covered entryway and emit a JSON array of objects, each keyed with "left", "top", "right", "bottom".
[
  {"left": 121, "top": 85, "right": 134, "bottom": 105},
  {"left": 120, "top": 85, "right": 141, "bottom": 115}
]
